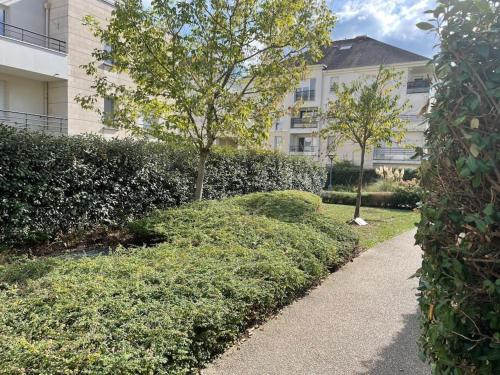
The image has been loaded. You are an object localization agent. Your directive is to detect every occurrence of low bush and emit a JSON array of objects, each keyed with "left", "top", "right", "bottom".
[
  {"left": 321, "top": 188, "right": 420, "bottom": 209},
  {"left": 0, "top": 191, "right": 358, "bottom": 374},
  {"left": 0, "top": 126, "right": 325, "bottom": 246}
]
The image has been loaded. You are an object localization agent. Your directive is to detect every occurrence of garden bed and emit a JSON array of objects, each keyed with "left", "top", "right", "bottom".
[{"left": 0, "top": 191, "right": 358, "bottom": 374}]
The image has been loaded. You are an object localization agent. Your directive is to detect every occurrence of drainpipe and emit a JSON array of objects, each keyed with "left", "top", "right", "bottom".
[{"left": 44, "top": 2, "right": 51, "bottom": 48}]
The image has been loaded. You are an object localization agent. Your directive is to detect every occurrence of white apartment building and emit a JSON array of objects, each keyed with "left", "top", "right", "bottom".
[
  {"left": 269, "top": 36, "right": 433, "bottom": 169},
  {"left": 0, "top": 0, "right": 127, "bottom": 136}
]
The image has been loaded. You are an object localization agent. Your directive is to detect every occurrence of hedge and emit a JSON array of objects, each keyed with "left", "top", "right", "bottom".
[
  {"left": 324, "top": 161, "right": 418, "bottom": 189},
  {"left": 415, "top": 2, "right": 500, "bottom": 374},
  {"left": 0, "top": 125, "right": 325, "bottom": 246},
  {"left": 321, "top": 189, "right": 420, "bottom": 209},
  {"left": 0, "top": 191, "right": 358, "bottom": 374}
]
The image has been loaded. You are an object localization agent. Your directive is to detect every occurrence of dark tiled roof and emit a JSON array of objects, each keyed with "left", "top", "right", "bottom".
[{"left": 316, "top": 36, "right": 429, "bottom": 70}]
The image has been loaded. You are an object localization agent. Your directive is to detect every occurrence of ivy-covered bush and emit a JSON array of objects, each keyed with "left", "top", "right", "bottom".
[
  {"left": 0, "top": 126, "right": 325, "bottom": 246},
  {"left": 416, "top": 2, "right": 499, "bottom": 374},
  {"left": 0, "top": 191, "right": 358, "bottom": 374}
]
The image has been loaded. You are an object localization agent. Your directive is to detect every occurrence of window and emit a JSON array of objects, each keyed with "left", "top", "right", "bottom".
[
  {"left": 274, "top": 136, "right": 283, "bottom": 150},
  {"left": 339, "top": 44, "right": 352, "bottom": 50},
  {"left": 103, "top": 97, "right": 114, "bottom": 123},
  {"left": 0, "top": 81, "right": 5, "bottom": 109},
  {"left": 0, "top": 9, "right": 6, "bottom": 36},
  {"left": 329, "top": 77, "right": 339, "bottom": 92},
  {"left": 295, "top": 78, "right": 316, "bottom": 101},
  {"left": 103, "top": 43, "right": 113, "bottom": 66}
]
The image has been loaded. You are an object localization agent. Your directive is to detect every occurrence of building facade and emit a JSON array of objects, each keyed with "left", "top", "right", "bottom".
[
  {"left": 269, "top": 36, "right": 433, "bottom": 169},
  {"left": 0, "top": 0, "right": 127, "bottom": 136}
]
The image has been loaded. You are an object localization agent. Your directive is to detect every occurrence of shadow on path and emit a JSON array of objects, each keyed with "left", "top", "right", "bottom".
[{"left": 356, "top": 311, "right": 429, "bottom": 375}]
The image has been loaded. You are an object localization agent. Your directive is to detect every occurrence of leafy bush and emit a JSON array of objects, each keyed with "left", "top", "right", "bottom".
[
  {"left": 0, "top": 126, "right": 325, "bottom": 246},
  {"left": 0, "top": 191, "right": 358, "bottom": 374},
  {"left": 321, "top": 188, "right": 420, "bottom": 209},
  {"left": 416, "top": 2, "right": 500, "bottom": 374}
]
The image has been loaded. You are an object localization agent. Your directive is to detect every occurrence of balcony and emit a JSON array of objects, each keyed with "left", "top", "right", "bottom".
[
  {"left": 0, "top": 109, "right": 67, "bottom": 135},
  {"left": 373, "top": 147, "right": 421, "bottom": 164},
  {"left": 290, "top": 117, "right": 318, "bottom": 129},
  {"left": 0, "top": 21, "right": 66, "bottom": 53},
  {"left": 294, "top": 89, "right": 315, "bottom": 102},
  {"left": 0, "top": 22, "right": 67, "bottom": 79},
  {"left": 289, "top": 145, "right": 317, "bottom": 153},
  {"left": 406, "top": 80, "right": 430, "bottom": 94}
]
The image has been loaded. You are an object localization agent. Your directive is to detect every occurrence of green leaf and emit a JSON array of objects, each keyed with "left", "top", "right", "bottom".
[{"left": 416, "top": 22, "right": 434, "bottom": 30}]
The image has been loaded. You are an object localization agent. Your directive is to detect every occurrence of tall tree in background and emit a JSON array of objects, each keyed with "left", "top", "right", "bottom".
[
  {"left": 321, "top": 66, "right": 409, "bottom": 219},
  {"left": 77, "top": 0, "right": 335, "bottom": 200}
]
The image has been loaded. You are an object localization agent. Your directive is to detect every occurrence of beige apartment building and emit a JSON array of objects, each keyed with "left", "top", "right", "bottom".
[
  {"left": 269, "top": 36, "right": 433, "bottom": 169},
  {"left": 0, "top": 0, "right": 128, "bottom": 136}
]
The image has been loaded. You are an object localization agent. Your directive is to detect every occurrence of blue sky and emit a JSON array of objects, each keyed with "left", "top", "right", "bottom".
[{"left": 142, "top": 0, "right": 438, "bottom": 58}]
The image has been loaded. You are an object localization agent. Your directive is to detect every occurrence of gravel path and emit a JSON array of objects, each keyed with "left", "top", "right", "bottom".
[{"left": 203, "top": 229, "right": 430, "bottom": 375}]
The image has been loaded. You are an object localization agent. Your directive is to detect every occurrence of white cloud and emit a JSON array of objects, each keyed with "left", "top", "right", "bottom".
[{"left": 332, "top": 0, "right": 434, "bottom": 38}]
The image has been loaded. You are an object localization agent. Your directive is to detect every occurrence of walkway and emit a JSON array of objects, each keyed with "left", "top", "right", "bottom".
[{"left": 203, "top": 229, "right": 429, "bottom": 375}]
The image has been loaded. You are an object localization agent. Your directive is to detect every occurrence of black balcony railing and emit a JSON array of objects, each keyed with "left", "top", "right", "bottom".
[
  {"left": 406, "top": 80, "right": 430, "bottom": 94},
  {"left": 0, "top": 109, "right": 68, "bottom": 135},
  {"left": 399, "top": 114, "right": 425, "bottom": 122},
  {"left": 373, "top": 147, "right": 421, "bottom": 162},
  {"left": 290, "top": 117, "right": 318, "bottom": 128},
  {"left": 294, "top": 89, "right": 315, "bottom": 102},
  {"left": 289, "top": 145, "right": 317, "bottom": 153},
  {"left": 0, "top": 21, "right": 66, "bottom": 53}
]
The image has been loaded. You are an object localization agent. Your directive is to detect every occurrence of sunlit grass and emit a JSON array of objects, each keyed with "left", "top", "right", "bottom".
[{"left": 321, "top": 204, "right": 420, "bottom": 249}]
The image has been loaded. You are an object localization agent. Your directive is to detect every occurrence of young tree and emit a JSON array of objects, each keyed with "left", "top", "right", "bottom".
[
  {"left": 321, "top": 66, "right": 409, "bottom": 219},
  {"left": 77, "top": 0, "right": 335, "bottom": 200}
]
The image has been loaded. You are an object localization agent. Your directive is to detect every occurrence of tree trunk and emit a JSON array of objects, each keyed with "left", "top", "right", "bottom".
[
  {"left": 194, "top": 149, "right": 210, "bottom": 201},
  {"left": 354, "top": 146, "right": 366, "bottom": 219}
]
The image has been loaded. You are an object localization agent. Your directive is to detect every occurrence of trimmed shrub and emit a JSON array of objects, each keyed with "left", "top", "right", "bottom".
[
  {"left": 415, "top": 2, "right": 500, "bottom": 374},
  {"left": 0, "top": 191, "right": 358, "bottom": 374},
  {"left": 325, "top": 161, "right": 378, "bottom": 188},
  {"left": 0, "top": 126, "right": 325, "bottom": 246},
  {"left": 321, "top": 188, "right": 420, "bottom": 209},
  {"left": 324, "top": 160, "right": 418, "bottom": 189}
]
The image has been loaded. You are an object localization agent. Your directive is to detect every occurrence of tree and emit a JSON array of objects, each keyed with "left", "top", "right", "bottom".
[
  {"left": 321, "top": 66, "right": 409, "bottom": 219},
  {"left": 77, "top": 0, "right": 335, "bottom": 200}
]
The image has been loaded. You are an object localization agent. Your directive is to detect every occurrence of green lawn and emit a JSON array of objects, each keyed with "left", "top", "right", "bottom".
[{"left": 321, "top": 203, "right": 420, "bottom": 249}]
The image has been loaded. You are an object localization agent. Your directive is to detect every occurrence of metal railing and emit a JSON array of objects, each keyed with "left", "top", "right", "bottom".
[
  {"left": 0, "top": 109, "right": 68, "bottom": 135},
  {"left": 399, "top": 114, "right": 425, "bottom": 122},
  {"left": 0, "top": 21, "right": 66, "bottom": 53},
  {"left": 291, "top": 117, "right": 319, "bottom": 128},
  {"left": 294, "top": 89, "right": 315, "bottom": 102},
  {"left": 373, "top": 147, "right": 421, "bottom": 162},
  {"left": 289, "top": 145, "right": 317, "bottom": 153},
  {"left": 407, "top": 80, "right": 430, "bottom": 94}
]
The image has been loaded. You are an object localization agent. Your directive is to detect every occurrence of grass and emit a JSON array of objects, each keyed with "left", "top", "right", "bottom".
[
  {"left": 321, "top": 203, "right": 420, "bottom": 248},
  {"left": 0, "top": 191, "right": 358, "bottom": 375}
]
